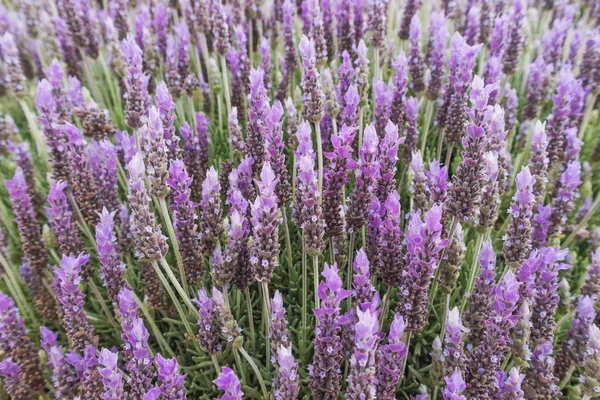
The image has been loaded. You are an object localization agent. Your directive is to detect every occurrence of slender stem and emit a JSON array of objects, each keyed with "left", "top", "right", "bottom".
[
  {"left": 261, "top": 281, "right": 272, "bottom": 374},
  {"left": 150, "top": 261, "right": 196, "bottom": 338},
  {"left": 358, "top": 107, "right": 364, "bottom": 148},
  {"left": 436, "top": 128, "right": 445, "bottom": 161},
  {"left": 211, "top": 354, "right": 220, "bottom": 375},
  {"left": 0, "top": 254, "right": 37, "bottom": 324},
  {"left": 438, "top": 294, "right": 451, "bottom": 342},
  {"left": 158, "top": 198, "right": 189, "bottom": 295},
  {"left": 583, "top": 395, "right": 591, "bottom": 400},
  {"left": 558, "top": 365, "right": 575, "bottom": 389},
  {"left": 578, "top": 93, "right": 598, "bottom": 140},
  {"left": 301, "top": 234, "right": 307, "bottom": 358},
  {"left": 432, "top": 218, "right": 457, "bottom": 308},
  {"left": 157, "top": 258, "right": 199, "bottom": 319},
  {"left": 313, "top": 255, "right": 320, "bottom": 309},
  {"left": 238, "top": 347, "right": 268, "bottom": 399},
  {"left": 374, "top": 47, "right": 381, "bottom": 81},
  {"left": 261, "top": 282, "right": 271, "bottom": 328},
  {"left": 220, "top": 55, "right": 232, "bottom": 115},
  {"left": 400, "top": 332, "right": 412, "bottom": 381},
  {"left": 233, "top": 347, "right": 247, "bottom": 384},
  {"left": 380, "top": 286, "right": 392, "bottom": 324},
  {"left": 245, "top": 288, "right": 256, "bottom": 353},
  {"left": 421, "top": 100, "right": 435, "bottom": 155},
  {"left": 556, "top": 310, "right": 574, "bottom": 330},
  {"left": 315, "top": 122, "right": 324, "bottom": 196},
  {"left": 346, "top": 233, "right": 356, "bottom": 291},
  {"left": 282, "top": 208, "right": 294, "bottom": 279},
  {"left": 444, "top": 144, "right": 454, "bottom": 168},
  {"left": 563, "top": 191, "right": 600, "bottom": 248},
  {"left": 459, "top": 234, "right": 484, "bottom": 313},
  {"left": 432, "top": 386, "right": 439, "bottom": 400},
  {"left": 66, "top": 191, "right": 95, "bottom": 245},
  {"left": 88, "top": 280, "right": 120, "bottom": 331}
]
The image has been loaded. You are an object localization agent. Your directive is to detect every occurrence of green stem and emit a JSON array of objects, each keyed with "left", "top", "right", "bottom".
[
  {"left": 301, "top": 234, "right": 307, "bottom": 358},
  {"left": 444, "top": 144, "right": 454, "bottom": 169},
  {"left": 346, "top": 233, "right": 356, "bottom": 292},
  {"left": 220, "top": 55, "right": 232, "bottom": 115},
  {"left": 373, "top": 47, "right": 381, "bottom": 81},
  {"left": 150, "top": 261, "right": 196, "bottom": 338},
  {"left": 282, "top": 208, "right": 294, "bottom": 279},
  {"left": 211, "top": 354, "right": 220, "bottom": 375},
  {"left": 0, "top": 254, "right": 37, "bottom": 324},
  {"left": 313, "top": 255, "right": 320, "bottom": 309},
  {"left": 238, "top": 347, "right": 268, "bottom": 399},
  {"left": 436, "top": 128, "right": 445, "bottom": 161},
  {"left": 261, "top": 281, "right": 271, "bottom": 372},
  {"left": 421, "top": 99, "right": 435, "bottom": 155},
  {"left": 438, "top": 294, "right": 451, "bottom": 342},
  {"left": 88, "top": 280, "right": 120, "bottom": 331},
  {"left": 315, "top": 122, "right": 324, "bottom": 196},
  {"left": 459, "top": 234, "right": 484, "bottom": 313},
  {"left": 578, "top": 93, "right": 598, "bottom": 140},
  {"left": 157, "top": 198, "right": 189, "bottom": 295},
  {"left": 157, "top": 258, "right": 199, "bottom": 319},
  {"left": 245, "top": 288, "right": 256, "bottom": 353},
  {"left": 380, "top": 286, "right": 392, "bottom": 325},
  {"left": 558, "top": 365, "right": 575, "bottom": 389},
  {"left": 563, "top": 192, "right": 600, "bottom": 248}
]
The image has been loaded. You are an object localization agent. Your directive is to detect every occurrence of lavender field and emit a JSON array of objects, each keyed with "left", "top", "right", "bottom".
[{"left": 0, "top": 0, "right": 599, "bottom": 398}]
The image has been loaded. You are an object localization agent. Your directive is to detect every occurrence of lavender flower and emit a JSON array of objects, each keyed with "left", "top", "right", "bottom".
[
  {"left": 54, "top": 253, "right": 97, "bottom": 353},
  {"left": 192, "top": 288, "right": 220, "bottom": 354},
  {"left": 214, "top": 367, "right": 243, "bottom": 399},
  {"left": 299, "top": 35, "right": 324, "bottom": 123},
  {"left": 181, "top": 113, "right": 210, "bottom": 201},
  {"left": 347, "top": 308, "right": 379, "bottom": 399},
  {"left": 98, "top": 348, "right": 125, "bottom": 399},
  {"left": 390, "top": 53, "right": 409, "bottom": 127},
  {"left": 408, "top": 16, "right": 426, "bottom": 92},
  {"left": 373, "top": 79, "right": 392, "bottom": 136},
  {"left": 426, "top": 12, "right": 449, "bottom": 100},
  {"left": 438, "top": 223, "right": 465, "bottom": 294},
  {"left": 377, "top": 121, "right": 403, "bottom": 201},
  {"left": 547, "top": 161, "right": 581, "bottom": 241},
  {"left": 443, "top": 369, "right": 467, "bottom": 400},
  {"left": 0, "top": 294, "right": 45, "bottom": 394},
  {"left": 501, "top": 368, "right": 525, "bottom": 400},
  {"left": 346, "top": 124, "right": 379, "bottom": 235},
  {"left": 377, "top": 191, "right": 402, "bottom": 286},
  {"left": 323, "top": 125, "right": 357, "bottom": 237},
  {"left": 309, "top": 263, "right": 351, "bottom": 399},
  {"left": 245, "top": 68, "right": 269, "bottom": 175},
  {"left": 87, "top": 139, "right": 119, "bottom": 212},
  {"left": 40, "top": 326, "right": 79, "bottom": 398},
  {"left": 126, "top": 153, "right": 168, "bottom": 261},
  {"left": 403, "top": 97, "right": 420, "bottom": 165},
  {"left": 0, "top": 359, "right": 29, "bottom": 399},
  {"left": 118, "top": 288, "right": 155, "bottom": 399},
  {"left": 96, "top": 207, "right": 128, "bottom": 303},
  {"left": 155, "top": 354, "right": 188, "bottom": 400},
  {"left": 580, "top": 324, "right": 600, "bottom": 398},
  {"left": 282, "top": 0, "right": 298, "bottom": 72},
  {"left": 121, "top": 33, "right": 150, "bottom": 129},
  {"left": 523, "top": 341, "right": 559, "bottom": 399},
  {"left": 273, "top": 345, "right": 300, "bottom": 399},
  {"left": 46, "top": 181, "right": 84, "bottom": 257},
  {"left": 444, "top": 307, "right": 468, "bottom": 378},
  {"left": 502, "top": 166, "right": 536, "bottom": 267},
  {"left": 397, "top": 204, "right": 447, "bottom": 331},
  {"left": 5, "top": 168, "right": 56, "bottom": 320},
  {"left": 502, "top": 0, "right": 524, "bottom": 75},
  {"left": 521, "top": 56, "right": 553, "bottom": 122},
  {"left": 368, "top": 0, "right": 387, "bottom": 49},
  {"left": 581, "top": 248, "right": 600, "bottom": 300},
  {"left": 464, "top": 240, "right": 497, "bottom": 346},
  {"left": 199, "top": 167, "right": 223, "bottom": 252},
  {"left": 376, "top": 313, "right": 409, "bottom": 399},
  {"left": 265, "top": 101, "right": 292, "bottom": 207},
  {"left": 399, "top": 0, "right": 420, "bottom": 40},
  {"left": 0, "top": 33, "right": 26, "bottom": 97},
  {"left": 212, "top": 287, "right": 242, "bottom": 347}
]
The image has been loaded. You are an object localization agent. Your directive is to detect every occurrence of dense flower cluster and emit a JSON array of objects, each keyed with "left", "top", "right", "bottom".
[{"left": 0, "top": 0, "right": 599, "bottom": 399}]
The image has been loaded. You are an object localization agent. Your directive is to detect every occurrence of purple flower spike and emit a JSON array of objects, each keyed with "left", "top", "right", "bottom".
[
  {"left": 347, "top": 308, "right": 379, "bottom": 399},
  {"left": 444, "top": 307, "right": 468, "bottom": 378},
  {"left": 265, "top": 101, "right": 292, "bottom": 207},
  {"left": 96, "top": 207, "right": 128, "bottom": 304},
  {"left": 310, "top": 263, "right": 352, "bottom": 399},
  {"left": 299, "top": 35, "right": 324, "bottom": 123},
  {"left": 121, "top": 33, "right": 150, "bottom": 129},
  {"left": 398, "top": 0, "right": 420, "bottom": 40},
  {"left": 199, "top": 167, "right": 223, "bottom": 253},
  {"left": 403, "top": 97, "right": 420, "bottom": 165},
  {"left": 46, "top": 181, "right": 85, "bottom": 258},
  {"left": 380, "top": 191, "right": 403, "bottom": 287},
  {"left": 443, "top": 369, "right": 467, "bottom": 400},
  {"left": 376, "top": 313, "right": 408, "bottom": 399},
  {"left": 581, "top": 324, "right": 600, "bottom": 398},
  {"left": 547, "top": 161, "right": 581, "bottom": 241},
  {"left": 87, "top": 139, "right": 119, "bottom": 213},
  {"left": 98, "top": 348, "right": 125, "bottom": 400},
  {"left": 273, "top": 345, "right": 300, "bottom": 399},
  {"left": 377, "top": 121, "right": 403, "bottom": 201},
  {"left": 167, "top": 160, "right": 203, "bottom": 284},
  {"left": 245, "top": 68, "right": 269, "bottom": 176},
  {"left": 214, "top": 367, "right": 243, "bottom": 400},
  {"left": 270, "top": 290, "right": 292, "bottom": 369},
  {"left": 397, "top": 204, "right": 448, "bottom": 331},
  {"left": 523, "top": 341, "right": 559, "bottom": 399},
  {"left": 529, "top": 120, "right": 549, "bottom": 204},
  {"left": 368, "top": 0, "right": 387, "bottom": 49},
  {"left": 426, "top": 11, "right": 449, "bottom": 100},
  {"left": 0, "top": 294, "right": 45, "bottom": 395},
  {"left": 464, "top": 239, "right": 497, "bottom": 346},
  {"left": 390, "top": 53, "right": 409, "bottom": 127},
  {"left": 118, "top": 288, "right": 155, "bottom": 400},
  {"left": 192, "top": 288, "right": 220, "bottom": 355},
  {"left": 373, "top": 79, "right": 392, "bottom": 136},
  {"left": 251, "top": 162, "right": 281, "bottom": 282},
  {"left": 323, "top": 124, "right": 358, "bottom": 238},
  {"left": 346, "top": 124, "right": 379, "bottom": 235},
  {"left": 408, "top": 16, "right": 425, "bottom": 92},
  {"left": 40, "top": 326, "right": 78, "bottom": 398},
  {"left": 501, "top": 367, "right": 525, "bottom": 399},
  {"left": 126, "top": 153, "right": 168, "bottom": 261},
  {"left": 502, "top": 0, "right": 524, "bottom": 75},
  {"left": 155, "top": 354, "right": 188, "bottom": 400},
  {"left": 6, "top": 168, "right": 56, "bottom": 320},
  {"left": 503, "top": 166, "right": 536, "bottom": 267},
  {"left": 0, "top": 33, "right": 26, "bottom": 97},
  {"left": 0, "top": 359, "right": 27, "bottom": 399},
  {"left": 54, "top": 253, "right": 97, "bottom": 353},
  {"left": 581, "top": 248, "right": 600, "bottom": 300}
]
